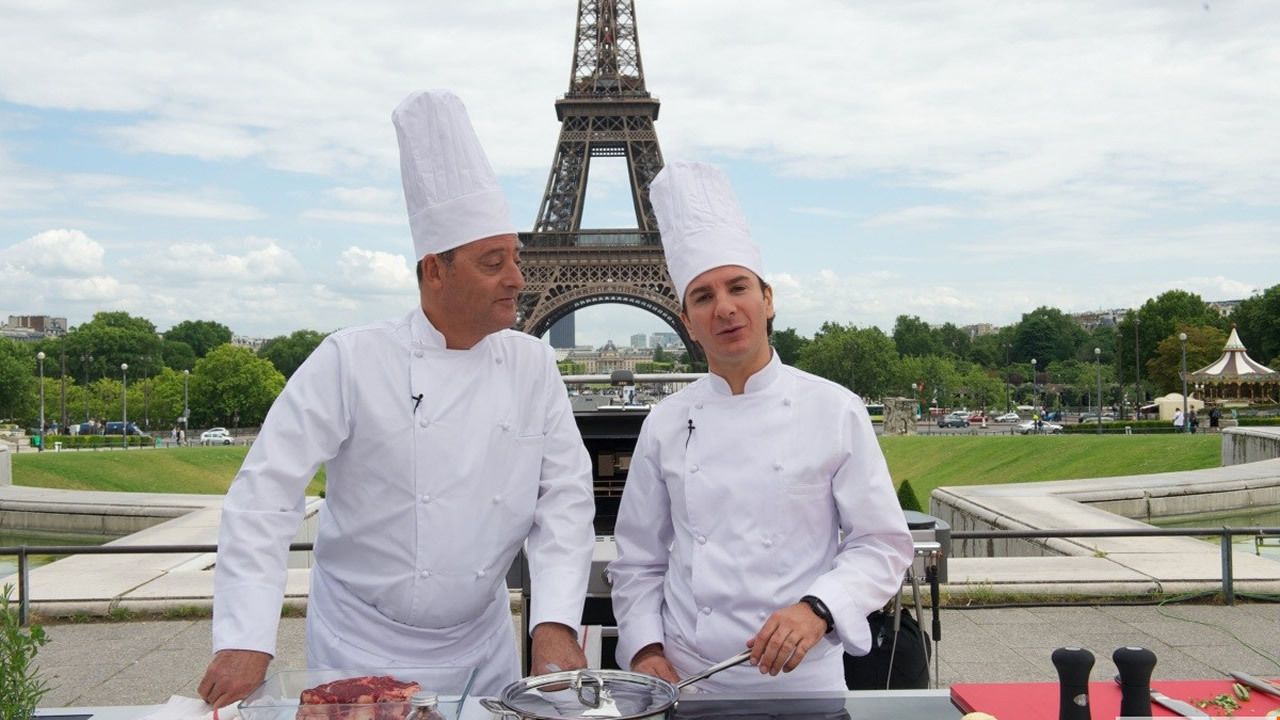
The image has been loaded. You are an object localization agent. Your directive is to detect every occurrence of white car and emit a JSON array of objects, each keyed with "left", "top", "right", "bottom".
[
  {"left": 1016, "top": 420, "right": 1063, "bottom": 435},
  {"left": 200, "top": 427, "right": 233, "bottom": 445},
  {"left": 994, "top": 412, "right": 1021, "bottom": 423}
]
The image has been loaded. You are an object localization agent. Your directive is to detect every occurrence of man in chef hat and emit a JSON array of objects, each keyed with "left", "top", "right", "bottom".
[
  {"left": 608, "top": 161, "right": 914, "bottom": 692},
  {"left": 199, "top": 90, "right": 595, "bottom": 708}
]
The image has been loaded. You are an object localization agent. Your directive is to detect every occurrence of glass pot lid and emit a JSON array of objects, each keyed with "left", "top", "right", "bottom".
[{"left": 497, "top": 669, "right": 679, "bottom": 720}]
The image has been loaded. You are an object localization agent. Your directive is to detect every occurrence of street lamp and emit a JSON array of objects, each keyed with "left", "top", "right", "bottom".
[
  {"left": 1030, "top": 358, "right": 1038, "bottom": 431},
  {"left": 121, "top": 362, "right": 129, "bottom": 450},
  {"left": 1133, "top": 315, "right": 1142, "bottom": 417},
  {"left": 1178, "top": 332, "right": 1189, "bottom": 433},
  {"left": 80, "top": 353, "right": 93, "bottom": 422},
  {"left": 37, "top": 351, "right": 46, "bottom": 451},
  {"left": 1094, "top": 347, "right": 1103, "bottom": 436},
  {"left": 182, "top": 369, "right": 190, "bottom": 444}
]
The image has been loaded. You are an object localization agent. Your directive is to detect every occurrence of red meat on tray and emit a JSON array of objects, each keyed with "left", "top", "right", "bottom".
[{"left": 296, "top": 675, "right": 422, "bottom": 720}]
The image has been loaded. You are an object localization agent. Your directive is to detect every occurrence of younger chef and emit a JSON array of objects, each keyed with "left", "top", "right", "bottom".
[{"left": 608, "top": 161, "right": 914, "bottom": 692}]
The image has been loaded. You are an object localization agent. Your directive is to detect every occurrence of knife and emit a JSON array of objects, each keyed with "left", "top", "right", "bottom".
[
  {"left": 1113, "top": 676, "right": 1209, "bottom": 718},
  {"left": 1230, "top": 671, "right": 1280, "bottom": 698}
]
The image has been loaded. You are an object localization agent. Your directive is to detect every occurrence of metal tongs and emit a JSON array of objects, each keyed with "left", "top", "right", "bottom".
[{"left": 572, "top": 650, "right": 754, "bottom": 718}]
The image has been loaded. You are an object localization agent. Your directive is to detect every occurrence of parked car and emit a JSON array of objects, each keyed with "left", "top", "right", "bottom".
[
  {"left": 104, "top": 421, "right": 145, "bottom": 436},
  {"left": 1078, "top": 413, "right": 1116, "bottom": 423},
  {"left": 200, "top": 427, "right": 233, "bottom": 445},
  {"left": 994, "top": 412, "right": 1021, "bottom": 423},
  {"left": 967, "top": 412, "right": 989, "bottom": 425},
  {"left": 938, "top": 412, "right": 970, "bottom": 428},
  {"left": 1016, "top": 420, "right": 1063, "bottom": 435}
]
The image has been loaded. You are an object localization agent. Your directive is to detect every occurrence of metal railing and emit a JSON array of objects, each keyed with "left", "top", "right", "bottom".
[{"left": 4, "top": 527, "right": 1280, "bottom": 625}]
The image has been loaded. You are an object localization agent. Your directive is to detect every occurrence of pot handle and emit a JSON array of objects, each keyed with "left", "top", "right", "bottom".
[
  {"left": 479, "top": 697, "right": 522, "bottom": 720},
  {"left": 675, "top": 650, "right": 753, "bottom": 690}
]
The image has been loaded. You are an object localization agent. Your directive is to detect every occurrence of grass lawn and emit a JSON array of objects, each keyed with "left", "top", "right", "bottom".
[
  {"left": 11, "top": 435, "right": 1220, "bottom": 512},
  {"left": 881, "top": 433, "right": 1221, "bottom": 509},
  {"left": 11, "top": 447, "right": 325, "bottom": 496}
]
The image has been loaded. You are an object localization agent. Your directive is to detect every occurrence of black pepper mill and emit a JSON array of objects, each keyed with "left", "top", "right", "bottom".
[
  {"left": 1051, "top": 647, "right": 1094, "bottom": 720},
  {"left": 1113, "top": 646, "right": 1157, "bottom": 719}
]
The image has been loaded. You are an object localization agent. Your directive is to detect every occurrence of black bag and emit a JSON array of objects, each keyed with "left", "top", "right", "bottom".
[{"left": 842, "top": 608, "right": 932, "bottom": 690}]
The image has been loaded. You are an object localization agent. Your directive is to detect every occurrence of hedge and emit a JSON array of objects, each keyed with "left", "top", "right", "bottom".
[{"left": 29, "top": 434, "right": 154, "bottom": 449}]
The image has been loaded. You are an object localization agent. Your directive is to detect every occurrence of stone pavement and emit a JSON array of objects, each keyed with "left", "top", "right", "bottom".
[{"left": 31, "top": 602, "right": 1280, "bottom": 708}]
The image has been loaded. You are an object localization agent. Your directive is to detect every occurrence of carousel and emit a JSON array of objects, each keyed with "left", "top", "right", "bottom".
[{"left": 1186, "top": 325, "right": 1280, "bottom": 405}]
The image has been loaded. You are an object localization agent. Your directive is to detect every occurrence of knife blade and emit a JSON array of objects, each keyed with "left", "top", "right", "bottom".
[
  {"left": 1230, "top": 671, "right": 1280, "bottom": 698},
  {"left": 1149, "top": 688, "right": 1210, "bottom": 718}
]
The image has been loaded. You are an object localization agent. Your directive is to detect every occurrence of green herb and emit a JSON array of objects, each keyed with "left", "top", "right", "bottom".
[{"left": 1, "top": 584, "right": 52, "bottom": 720}]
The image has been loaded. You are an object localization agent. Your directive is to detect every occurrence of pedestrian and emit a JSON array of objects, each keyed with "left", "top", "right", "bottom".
[
  {"left": 198, "top": 90, "right": 596, "bottom": 709},
  {"left": 608, "top": 162, "right": 914, "bottom": 692},
  {"left": 1209, "top": 406, "right": 1222, "bottom": 430},
  {"left": 1172, "top": 407, "right": 1185, "bottom": 432},
  {"left": 1189, "top": 410, "right": 1199, "bottom": 434}
]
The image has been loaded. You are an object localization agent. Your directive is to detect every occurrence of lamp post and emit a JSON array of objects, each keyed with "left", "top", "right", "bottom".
[
  {"left": 80, "top": 353, "right": 93, "bottom": 423},
  {"left": 1133, "top": 315, "right": 1142, "bottom": 417},
  {"left": 37, "top": 351, "right": 46, "bottom": 451},
  {"left": 121, "top": 362, "right": 129, "bottom": 450},
  {"left": 182, "top": 369, "right": 190, "bottom": 444},
  {"left": 1178, "top": 332, "right": 1189, "bottom": 434},
  {"left": 1094, "top": 347, "right": 1103, "bottom": 436},
  {"left": 1030, "top": 358, "right": 1038, "bottom": 431}
]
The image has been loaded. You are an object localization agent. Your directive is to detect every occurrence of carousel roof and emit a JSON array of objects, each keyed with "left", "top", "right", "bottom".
[{"left": 1189, "top": 326, "right": 1278, "bottom": 381}]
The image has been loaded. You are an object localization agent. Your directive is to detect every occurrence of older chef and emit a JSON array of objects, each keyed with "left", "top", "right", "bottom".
[
  {"left": 608, "top": 161, "right": 914, "bottom": 692},
  {"left": 198, "top": 90, "right": 596, "bottom": 708}
]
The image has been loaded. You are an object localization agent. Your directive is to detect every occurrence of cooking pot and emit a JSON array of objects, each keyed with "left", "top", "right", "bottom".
[{"left": 479, "top": 650, "right": 752, "bottom": 720}]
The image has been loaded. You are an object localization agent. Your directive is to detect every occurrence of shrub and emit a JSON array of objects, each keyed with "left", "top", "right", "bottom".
[{"left": 0, "top": 584, "right": 51, "bottom": 720}]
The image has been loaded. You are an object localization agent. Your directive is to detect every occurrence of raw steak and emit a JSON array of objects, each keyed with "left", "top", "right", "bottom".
[{"left": 296, "top": 675, "right": 421, "bottom": 720}]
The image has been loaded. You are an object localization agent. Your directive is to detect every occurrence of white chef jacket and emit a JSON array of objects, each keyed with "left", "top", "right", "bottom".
[
  {"left": 608, "top": 352, "right": 914, "bottom": 692},
  {"left": 212, "top": 308, "right": 595, "bottom": 692}
]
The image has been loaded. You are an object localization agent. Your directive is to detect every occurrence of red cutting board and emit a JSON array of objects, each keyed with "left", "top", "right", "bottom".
[{"left": 951, "top": 678, "right": 1280, "bottom": 718}]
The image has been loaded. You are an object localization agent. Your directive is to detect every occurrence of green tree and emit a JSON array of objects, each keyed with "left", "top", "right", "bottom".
[
  {"left": 62, "top": 312, "right": 164, "bottom": 384},
  {"left": 892, "top": 315, "right": 942, "bottom": 357},
  {"left": 557, "top": 360, "right": 586, "bottom": 375},
  {"left": 0, "top": 339, "right": 35, "bottom": 421},
  {"left": 651, "top": 345, "right": 668, "bottom": 364},
  {"left": 937, "top": 322, "right": 971, "bottom": 359},
  {"left": 770, "top": 327, "right": 809, "bottom": 365},
  {"left": 797, "top": 322, "right": 899, "bottom": 399},
  {"left": 164, "top": 320, "right": 233, "bottom": 358},
  {"left": 162, "top": 339, "right": 197, "bottom": 372},
  {"left": 190, "top": 345, "right": 286, "bottom": 428},
  {"left": 1011, "top": 306, "right": 1085, "bottom": 365},
  {"left": 1118, "top": 290, "right": 1228, "bottom": 379},
  {"left": 258, "top": 330, "right": 327, "bottom": 379},
  {"left": 1233, "top": 284, "right": 1280, "bottom": 365},
  {"left": 895, "top": 354, "right": 962, "bottom": 410},
  {"left": 1146, "top": 324, "right": 1227, "bottom": 395}
]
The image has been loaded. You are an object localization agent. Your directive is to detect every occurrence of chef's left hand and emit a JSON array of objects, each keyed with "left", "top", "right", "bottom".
[
  {"left": 531, "top": 622, "right": 587, "bottom": 675},
  {"left": 747, "top": 603, "right": 828, "bottom": 676}
]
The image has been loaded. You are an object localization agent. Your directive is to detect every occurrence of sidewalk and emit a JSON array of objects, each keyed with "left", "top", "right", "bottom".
[{"left": 32, "top": 603, "right": 1280, "bottom": 708}]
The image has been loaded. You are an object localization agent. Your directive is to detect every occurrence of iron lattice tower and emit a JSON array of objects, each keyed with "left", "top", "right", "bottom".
[{"left": 517, "top": 0, "right": 696, "bottom": 355}]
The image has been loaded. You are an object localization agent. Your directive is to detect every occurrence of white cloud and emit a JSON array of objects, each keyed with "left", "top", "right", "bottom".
[
  {"left": 3, "top": 229, "right": 105, "bottom": 276},
  {"left": 791, "top": 206, "right": 852, "bottom": 220},
  {"left": 301, "top": 208, "right": 405, "bottom": 226},
  {"left": 88, "top": 192, "right": 264, "bottom": 220},
  {"left": 127, "top": 238, "right": 301, "bottom": 281},
  {"left": 333, "top": 246, "right": 415, "bottom": 293}
]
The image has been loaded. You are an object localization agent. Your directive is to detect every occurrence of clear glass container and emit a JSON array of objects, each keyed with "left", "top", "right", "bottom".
[{"left": 239, "top": 666, "right": 475, "bottom": 720}]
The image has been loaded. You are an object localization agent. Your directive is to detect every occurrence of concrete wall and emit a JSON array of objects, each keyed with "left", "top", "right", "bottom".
[
  {"left": 0, "top": 444, "right": 9, "bottom": 486},
  {"left": 1222, "top": 426, "right": 1280, "bottom": 466}
]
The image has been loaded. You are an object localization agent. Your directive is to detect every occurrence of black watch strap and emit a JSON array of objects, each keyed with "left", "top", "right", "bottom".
[{"left": 799, "top": 595, "right": 835, "bottom": 634}]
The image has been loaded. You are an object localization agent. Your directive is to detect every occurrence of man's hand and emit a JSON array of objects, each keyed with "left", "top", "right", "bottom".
[
  {"left": 629, "top": 643, "right": 680, "bottom": 684},
  {"left": 198, "top": 649, "right": 272, "bottom": 709},
  {"left": 530, "top": 622, "right": 587, "bottom": 676},
  {"left": 746, "top": 602, "right": 829, "bottom": 676}
]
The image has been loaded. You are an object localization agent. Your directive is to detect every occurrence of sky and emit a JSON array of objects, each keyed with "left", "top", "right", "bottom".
[{"left": 2, "top": 1, "right": 1278, "bottom": 349}]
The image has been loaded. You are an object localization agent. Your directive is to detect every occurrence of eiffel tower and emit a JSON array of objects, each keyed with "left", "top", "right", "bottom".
[{"left": 517, "top": 0, "right": 696, "bottom": 356}]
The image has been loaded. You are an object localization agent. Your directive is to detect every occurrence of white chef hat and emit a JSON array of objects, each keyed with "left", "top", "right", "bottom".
[
  {"left": 649, "top": 161, "right": 763, "bottom": 303},
  {"left": 392, "top": 90, "right": 516, "bottom": 260}
]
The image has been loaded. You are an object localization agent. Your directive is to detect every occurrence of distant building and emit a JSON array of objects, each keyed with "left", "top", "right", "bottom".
[
  {"left": 1207, "top": 300, "right": 1241, "bottom": 317},
  {"left": 549, "top": 315, "right": 576, "bottom": 349},
  {"left": 564, "top": 341, "right": 656, "bottom": 373},
  {"left": 630, "top": 333, "right": 649, "bottom": 348},
  {"left": 650, "top": 331, "right": 680, "bottom": 348},
  {"left": 231, "top": 335, "right": 268, "bottom": 351},
  {"left": 1070, "top": 309, "right": 1124, "bottom": 331},
  {"left": 3, "top": 315, "right": 68, "bottom": 340},
  {"left": 963, "top": 323, "right": 997, "bottom": 339}
]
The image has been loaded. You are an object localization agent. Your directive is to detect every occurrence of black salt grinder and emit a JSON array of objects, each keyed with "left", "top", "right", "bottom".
[
  {"left": 1113, "top": 646, "right": 1157, "bottom": 718},
  {"left": 1051, "top": 646, "right": 1094, "bottom": 720}
]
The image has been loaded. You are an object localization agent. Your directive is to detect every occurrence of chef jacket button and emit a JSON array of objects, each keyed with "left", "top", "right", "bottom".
[
  {"left": 701, "top": 606, "right": 712, "bottom": 616},
  {"left": 420, "top": 494, "right": 431, "bottom": 504},
  {"left": 419, "top": 418, "right": 430, "bottom": 428},
  {"left": 690, "top": 465, "right": 699, "bottom": 473},
  {"left": 414, "top": 350, "right": 424, "bottom": 358},
  {"left": 476, "top": 569, "right": 487, "bottom": 578},
  {"left": 495, "top": 357, "right": 503, "bottom": 365},
  {"left": 499, "top": 422, "right": 510, "bottom": 431},
  {"left": 493, "top": 494, "right": 503, "bottom": 504},
  {"left": 695, "top": 403, "right": 703, "bottom": 410},
  {"left": 758, "top": 611, "right": 768, "bottom": 620},
  {"left": 773, "top": 462, "right": 782, "bottom": 471},
  {"left": 696, "top": 535, "right": 707, "bottom": 544},
  {"left": 783, "top": 398, "right": 792, "bottom": 407},
  {"left": 420, "top": 570, "right": 431, "bottom": 578},
  {"left": 763, "top": 539, "right": 774, "bottom": 548}
]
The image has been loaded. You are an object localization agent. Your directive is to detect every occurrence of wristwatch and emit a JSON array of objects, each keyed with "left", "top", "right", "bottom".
[{"left": 799, "top": 595, "right": 835, "bottom": 634}]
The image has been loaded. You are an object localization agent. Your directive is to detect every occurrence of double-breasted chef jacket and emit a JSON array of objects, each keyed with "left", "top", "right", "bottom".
[
  {"left": 212, "top": 308, "right": 596, "bottom": 695},
  {"left": 609, "top": 352, "right": 914, "bottom": 692}
]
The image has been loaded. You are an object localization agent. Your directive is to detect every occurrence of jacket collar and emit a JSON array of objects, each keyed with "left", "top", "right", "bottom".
[{"left": 706, "top": 349, "right": 781, "bottom": 396}]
